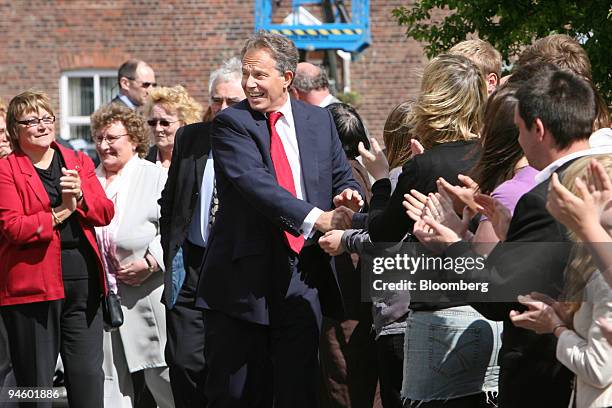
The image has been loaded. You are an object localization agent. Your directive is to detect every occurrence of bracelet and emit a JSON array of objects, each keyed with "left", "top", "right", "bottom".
[
  {"left": 144, "top": 255, "right": 156, "bottom": 273},
  {"left": 51, "top": 208, "right": 62, "bottom": 225},
  {"left": 552, "top": 323, "right": 567, "bottom": 336},
  {"left": 76, "top": 193, "right": 84, "bottom": 202}
]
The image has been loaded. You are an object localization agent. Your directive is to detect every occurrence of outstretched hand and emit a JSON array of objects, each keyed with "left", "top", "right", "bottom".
[
  {"left": 334, "top": 188, "right": 363, "bottom": 212},
  {"left": 358, "top": 138, "right": 389, "bottom": 181}
]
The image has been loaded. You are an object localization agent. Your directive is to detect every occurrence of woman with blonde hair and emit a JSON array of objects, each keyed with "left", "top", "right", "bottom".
[
  {"left": 361, "top": 54, "right": 499, "bottom": 406},
  {"left": 510, "top": 155, "right": 612, "bottom": 408},
  {"left": 92, "top": 103, "right": 174, "bottom": 408},
  {"left": 142, "top": 85, "right": 203, "bottom": 168}
]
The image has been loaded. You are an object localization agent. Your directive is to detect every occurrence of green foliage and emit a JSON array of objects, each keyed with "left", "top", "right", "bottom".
[
  {"left": 393, "top": 0, "right": 612, "bottom": 103},
  {"left": 337, "top": 91, "right": 361, "bottom": 107}
]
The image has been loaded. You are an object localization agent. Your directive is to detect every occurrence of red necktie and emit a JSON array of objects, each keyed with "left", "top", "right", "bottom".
[{"left": 268, "top": 111, "right": 304, "bottom": 254}]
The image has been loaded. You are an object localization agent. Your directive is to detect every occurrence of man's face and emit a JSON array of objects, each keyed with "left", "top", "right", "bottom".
[
  {"left": 242, "top": 48, "right": 292, "bottom": 113},
  {"left": 210, "top": 79, "right": 246, "bottom": 116},
  {"left": 123, "top": 63, "right": 156, "bottom": 107},
  {"left": 514, "top": 106, "right": 544, "bottom": 170}
]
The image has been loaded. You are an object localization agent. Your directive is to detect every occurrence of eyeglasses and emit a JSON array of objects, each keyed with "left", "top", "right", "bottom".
[
  {"left": 94, "top": 134, "right": 128, "bottom": 146},
  {"left": 147, "top": 119, "right": 179, "bottom": 127},
  {"left": 126, "top": 77, "right": 157, "bottom": 89},
  {"left": 17, "top": 116, "right": 55, "bottom": 127}
]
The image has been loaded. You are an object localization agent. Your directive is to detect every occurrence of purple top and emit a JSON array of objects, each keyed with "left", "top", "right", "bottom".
[{"left": 481, "top": 166, "right": 539, "bottom": 221}]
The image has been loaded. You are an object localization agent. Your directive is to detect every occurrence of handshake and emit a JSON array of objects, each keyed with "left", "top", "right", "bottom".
[{"left": 314, "top": 188, "right": 362, "bottom": 233}]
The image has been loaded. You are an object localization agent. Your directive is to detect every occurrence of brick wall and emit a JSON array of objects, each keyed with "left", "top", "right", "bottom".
[{"left": 0, "top": 0, "right": 425, "bottom": 142}]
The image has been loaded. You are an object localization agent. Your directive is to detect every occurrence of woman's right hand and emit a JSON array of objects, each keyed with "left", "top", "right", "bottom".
[
  {"left": 60, "top": 168, "right": 81, "bottom": 212},
  {"left": 358, "top": 138, "right": 389, "bottom": 181}
]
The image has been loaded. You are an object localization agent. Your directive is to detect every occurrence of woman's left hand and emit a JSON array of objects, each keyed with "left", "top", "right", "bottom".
[
  {"left": 117, "top": 259, "right": 154, "bottom": 286},
  {"left": 509, "top": 294, "right": 566, "bottom": 334}
]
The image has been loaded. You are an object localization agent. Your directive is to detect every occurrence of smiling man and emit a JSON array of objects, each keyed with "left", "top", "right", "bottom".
[{"left": 195, "top": 31, "right": 362, "bottom": 408}]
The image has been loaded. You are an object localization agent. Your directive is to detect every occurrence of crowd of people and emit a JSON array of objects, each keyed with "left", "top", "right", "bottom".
[{"left": 0, "top": 30, "right": 610, "bottom": 408}]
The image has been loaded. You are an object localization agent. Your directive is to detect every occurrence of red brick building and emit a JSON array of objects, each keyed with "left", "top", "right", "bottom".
[{"left": 0, "top": 0, "right": 426, "bottom": 143}]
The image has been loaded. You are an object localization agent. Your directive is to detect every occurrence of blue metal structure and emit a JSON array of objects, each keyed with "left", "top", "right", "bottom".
[{"left": 254, "top": 0, "right": 371, "bottom": 53}]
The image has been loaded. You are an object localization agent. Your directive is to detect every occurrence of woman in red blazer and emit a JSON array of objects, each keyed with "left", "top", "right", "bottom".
[{"left": 0, "top": 91, "right": 114, "bottom": 408}]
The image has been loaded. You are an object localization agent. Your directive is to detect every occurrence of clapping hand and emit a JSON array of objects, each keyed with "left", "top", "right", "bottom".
[
  {"left": 475, "top": 193, "right": 512, "bottom": 241},
  {"left": 437, "top": 175, "right": 481, "bottom": 214},
  {"left": 546, "top": 159, "right": 612, "bottom": 239},
  {"left": 59, "top": 167, "right": 81, "bottom": 211}
]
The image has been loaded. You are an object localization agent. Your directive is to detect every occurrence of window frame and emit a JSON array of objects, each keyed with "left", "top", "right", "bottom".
[{"left": 59, "top": 69, "right": 117, "bottom": 141}]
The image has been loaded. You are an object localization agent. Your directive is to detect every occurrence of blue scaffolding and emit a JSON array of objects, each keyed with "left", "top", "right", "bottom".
[{"left": 254, "top": 0, "right": 371, "bottom": 54}]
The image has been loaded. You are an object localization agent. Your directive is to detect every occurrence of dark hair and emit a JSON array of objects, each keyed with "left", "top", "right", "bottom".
[
  {"left": 326, "top": 103, "right": 370, "bottom": 159},
  {"left": 471, "top": 84, "right": 523, "bottom": 194},
  {"left": 241, "top": 31, "right": 299, "bottom": 78},
  {"left": 516, "top": 69, "right": 596, "bottom": 149},
  {"left": 117, "top": 59, "right": 141, "bottom": 85}
]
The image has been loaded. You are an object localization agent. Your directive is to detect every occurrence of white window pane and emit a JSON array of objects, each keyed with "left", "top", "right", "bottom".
[
  {"left": 68, "top": 78, "right": 94, "bottom": 116},
  {"left": 100, "top": 77, "right": 117, "bottom": 105},
  {"left": 69, "top": 124, "right": 92, "bottom": 142}
]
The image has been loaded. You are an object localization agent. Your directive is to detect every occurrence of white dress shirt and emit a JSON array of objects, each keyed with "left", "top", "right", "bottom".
[
  {"left": 271, "top": 97, "right": 323, "bottom": 239},
  {"left": 187, "top": 155, "right": 215, "bottom": 247},
  {"left": 535, "top": 146, "right": 612, "bottom": 184}
]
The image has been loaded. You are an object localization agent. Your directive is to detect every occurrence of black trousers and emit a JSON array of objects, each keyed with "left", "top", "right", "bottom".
[
  {"left": 376, "top": 334, "right": 404, "bottom": 408},
  {"left": 1, "top": 278, "right": 103, "bottom": 408},
  {"left": 203, "top": 256, "right": 322, "bottom": 408},
  {"left": 165, "top": 240, "right": 208, "bottom": 408}
]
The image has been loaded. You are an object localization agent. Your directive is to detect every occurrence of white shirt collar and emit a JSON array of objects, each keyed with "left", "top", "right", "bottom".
[
  {"left": 269, "top": 96, "right": 294, "bottom": 129},
  {"left": 535, "top": 145, "right": 612, "bottom": 184}
]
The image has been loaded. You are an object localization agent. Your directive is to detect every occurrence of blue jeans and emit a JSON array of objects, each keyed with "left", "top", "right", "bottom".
[{"left": 401, "top": 306, "right": 502, "bottom": 403}]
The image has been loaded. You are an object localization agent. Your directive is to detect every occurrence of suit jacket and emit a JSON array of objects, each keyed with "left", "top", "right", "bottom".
[
  {"left": 144, "top": 145, "right": 158, "bottom": 164},
  {"left": 111, "top": 95, "right": 131, "bottom": 108},
  {"left": 195, "top": 99, "right": 360, "bottom": 325},
  {"left": 0, "top": 142, "right": 114, "bottom": 305},
  {"left": 159, "top": 122, "right": 212, "bottom": 307},
  {"left": 445, "top": 161, "right": 578, "bottom": 407}
]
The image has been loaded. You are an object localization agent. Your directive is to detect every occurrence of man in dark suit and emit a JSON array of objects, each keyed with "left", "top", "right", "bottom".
[
  {"left": 438, "top": 67, "right": 598, "bottom": 407},
  {"left": 195, "top": 31, "right": 362, "bottom": 408},
  {"left": 111, "top": 59, "right": 156, "bottom": 109},
  {"left": 158, "top": 59, "right": 246, "bottom": 408}
]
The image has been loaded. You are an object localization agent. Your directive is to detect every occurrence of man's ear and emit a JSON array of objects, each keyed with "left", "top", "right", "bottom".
[
  {"left": 119, "top": 76, "right": 130, "bottom": 92},
  {"left": 534, "top": 118, "right": 546, "bottom": 142},
  {"left": 283, "top": 71, "right": 294, "bottom": 91},
  {"left": 486, "top": 73, "right": 499, "bottom": 93}
]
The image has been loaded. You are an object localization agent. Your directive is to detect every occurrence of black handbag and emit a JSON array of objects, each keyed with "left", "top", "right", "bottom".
[{"left": 102, "top": 292, "right": 124, "bottom": 331}]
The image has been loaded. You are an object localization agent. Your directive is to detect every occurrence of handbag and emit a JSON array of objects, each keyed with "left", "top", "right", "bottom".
[{"left": 102, "top": 292, "right": 124, "bottom": 331}]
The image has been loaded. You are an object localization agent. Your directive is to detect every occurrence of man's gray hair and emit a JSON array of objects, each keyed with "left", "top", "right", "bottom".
[
  {"left": 208, "top": 57, "right": 243, "bottom": 98},
  {"left": 293, "top": 64, "right": 330, "bottom": 92},
  {"left": 240, "top": 30, "right": 299, "bottom": 76}
]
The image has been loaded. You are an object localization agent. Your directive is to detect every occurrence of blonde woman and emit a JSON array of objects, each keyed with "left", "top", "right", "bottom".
[
  {"left": 510, "top": 155, "right": 612, "bottom": 408},
  {"left": 361, "top": 54, "right": 499, "bottom": 406},
  {"left": 142, "top": 85, "right": 203, "bottom": 168},
  {"left": 92, "top": 104, "right": 174, "bottom": 408}
]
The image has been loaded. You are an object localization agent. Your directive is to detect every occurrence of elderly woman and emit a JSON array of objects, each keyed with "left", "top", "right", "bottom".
[
  {"left": 0, "top": 90, "right": 114, "bottom": 407},
  {"left": 142, "top": 85, "right": 202, "bottom": 169},
  {"left": 91, "top": 103, "right": 173, "bottom": 408}
]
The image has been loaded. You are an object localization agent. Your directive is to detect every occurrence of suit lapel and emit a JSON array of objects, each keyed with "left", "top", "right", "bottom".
[
  {"left": 292, "top": 100, "right": 318, "bottom": 202},
  {"left": 15, "top": 149, "right": 51, "bottom": 208},
  {"left": 193, "top": 126, "right": 211, "bottom": 187}
]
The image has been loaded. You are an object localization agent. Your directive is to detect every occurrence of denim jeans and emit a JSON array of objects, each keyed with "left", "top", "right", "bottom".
[{"left": 401, "top": 306, "right": 502, "bottom": 403}]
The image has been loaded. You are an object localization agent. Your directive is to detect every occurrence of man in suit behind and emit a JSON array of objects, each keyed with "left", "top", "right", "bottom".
[
  {"left": 111, "top": 59, "right": 156, "bottom": 109},
  {"left": 158, "top": 59, "right": 246, "bottom": 408},
  {"left": 196, "top": 31, "right": 362, "bottom": 408}
]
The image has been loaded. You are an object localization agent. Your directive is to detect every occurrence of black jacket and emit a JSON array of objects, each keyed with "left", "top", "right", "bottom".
[{"left": 158, "top": 122, "right": 212, "bottom": 307}]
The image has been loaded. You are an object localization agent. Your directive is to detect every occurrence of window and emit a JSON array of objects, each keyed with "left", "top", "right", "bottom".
[{"left": 59, "top": 70, "right": 117, "bottom": 144}]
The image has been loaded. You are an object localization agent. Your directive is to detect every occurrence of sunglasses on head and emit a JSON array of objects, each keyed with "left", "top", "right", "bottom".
[{"left": 147, "top": 119, "right": 178, "bottom": 127}]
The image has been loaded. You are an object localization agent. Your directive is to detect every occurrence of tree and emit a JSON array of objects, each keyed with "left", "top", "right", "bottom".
[{"left": 392, "top": 0, "right": 612, "bottom": 104}]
